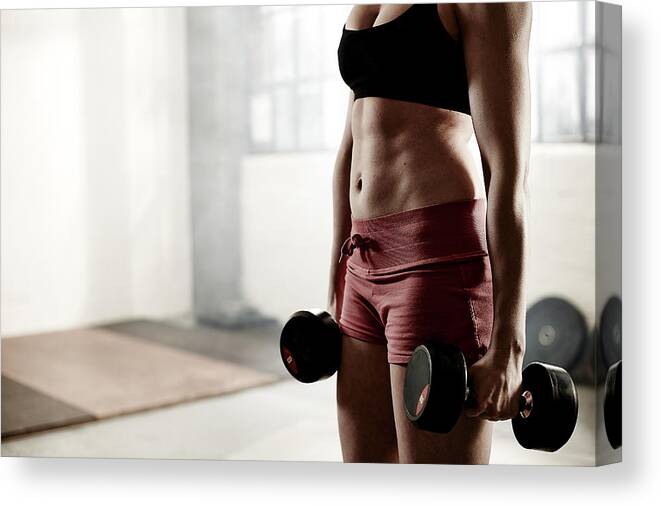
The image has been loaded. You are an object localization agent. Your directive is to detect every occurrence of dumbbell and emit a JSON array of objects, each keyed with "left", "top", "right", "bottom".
[
  {"left": 603, "top": 360, "right": 622, "bottom": 449},
  {"left": 404, "top": 343, "right": 579, "bottom": 452},
  {"left": 279, "top": 309, "right": 341, "bottom": 383}
]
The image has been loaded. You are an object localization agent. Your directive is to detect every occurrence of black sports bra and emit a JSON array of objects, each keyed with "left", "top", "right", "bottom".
[{"left": 337, "top": 3, "right": 471, "bottom": 115}]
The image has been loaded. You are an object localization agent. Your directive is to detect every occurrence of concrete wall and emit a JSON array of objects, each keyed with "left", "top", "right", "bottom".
[
  {"left": 1, "top": 8, "right": 192, "bottom": 337},
  {"left": 240, "top": 143, "right": 596, "bottom": 327}
]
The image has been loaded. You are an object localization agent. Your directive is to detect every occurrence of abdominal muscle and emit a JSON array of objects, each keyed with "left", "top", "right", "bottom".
[{"left": 348, "top": 97, "right": 484, "bottom": 219}]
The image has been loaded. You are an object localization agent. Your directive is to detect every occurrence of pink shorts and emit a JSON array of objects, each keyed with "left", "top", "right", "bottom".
[{"left": 338, "top": 198, "right": 493, "bottom": 365}]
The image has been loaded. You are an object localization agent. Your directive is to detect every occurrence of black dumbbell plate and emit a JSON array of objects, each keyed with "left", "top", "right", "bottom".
[
  {"left": 600, "top": 296, "right": 622, "bottom": 367},
  {"left": 512, "top": 362, "right": 578, "bottom": 452},
  {"left": 280, "top": 310, "right": 341, "bottom": 383},
  {"left": 604, "top": 360, "right": 622, "bottom": 449},
  {"left": 525, "top": 297, "right": 587, "bottom": 372},
  {"left": 404, "top": 343, "right": 467, "bottom": 434}
]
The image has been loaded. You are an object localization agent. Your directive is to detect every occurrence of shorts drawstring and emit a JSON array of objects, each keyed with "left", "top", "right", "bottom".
[{"left": 338, "top": 233, "right": 374, "bottom": 263}]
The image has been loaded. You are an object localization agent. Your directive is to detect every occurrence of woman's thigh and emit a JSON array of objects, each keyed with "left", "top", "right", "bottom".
[
  {"left": 389, "top": 364, "right": 493, "bottom": 464},
  {"left": 336, "top": 334, "right": 398, "bottom": 463}
]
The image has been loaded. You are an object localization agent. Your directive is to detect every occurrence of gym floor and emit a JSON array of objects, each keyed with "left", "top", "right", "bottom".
[
  {"left": 1, "top": 319, "right": 597, "bottom": 465},
  {"left": 1, "top": 378, "right": 596, "bottom": 465}
]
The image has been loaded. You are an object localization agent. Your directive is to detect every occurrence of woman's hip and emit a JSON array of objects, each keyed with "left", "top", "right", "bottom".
[{"left": 340, "top": 197, "right": 489, "bottom": 276}]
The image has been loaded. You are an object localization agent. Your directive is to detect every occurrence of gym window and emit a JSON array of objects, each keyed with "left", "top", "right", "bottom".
[
  {"left": 248, "top": 5, "right": 348, "bottom": 153},
  {"left": 247, "top": 2, "right": 598, "bottom": 152},
  {"left": 531, "top": 1, "right": 597, "bottom": 143}
]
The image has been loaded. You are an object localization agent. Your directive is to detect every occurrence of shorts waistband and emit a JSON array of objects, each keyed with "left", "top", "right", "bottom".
[{"left": 342, "top": 198, "right": 488, "bottom": 273}]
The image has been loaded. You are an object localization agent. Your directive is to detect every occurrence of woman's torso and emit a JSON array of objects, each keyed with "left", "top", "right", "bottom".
[{"left": 339, "top": 3, "right": 483, "bottom": 219}]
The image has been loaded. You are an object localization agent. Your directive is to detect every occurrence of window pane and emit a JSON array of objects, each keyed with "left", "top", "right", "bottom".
[
  {"left": 298, "top": 83, "right": 322, "bottom": 149},
  {"left": 250, "top": 18, "right": 270, "bottom": 87},
  {"left": 584, "top": 1, "right": 596, "bottom": 45},
  {"left": 534, "top": 2, "right": 581, "bottom": 50},
  {"left": 250, "top": 92, "right": 273, "bottom": 147},
  {"left": 584, "top": 47, "right": 596, "bottom": 141},
  {"left": 530, "top": 52, "right": 540, "bottom": 141},
  {"left": 297, "top": 6, "right": 322, "bottom": 79},
  {"left": 271, "top": 9, "right": 295, "bottom": 83},
  {"left": 322, "top": 80, "right": 346, "bottom": 149},
  {"left": 539, "top": 52, "right": 581, "bottom": 141},
  {"left": 260, "top": 5, "right": 286, "bottom": 15},
  {"left": 600, "top": 52, "right": 621, "bottom": 144},
  {"left": 274, "top": 86, "right": 296, "bottom": 150}
]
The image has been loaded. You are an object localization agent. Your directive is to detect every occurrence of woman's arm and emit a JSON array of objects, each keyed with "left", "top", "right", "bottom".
[
  {"left": 327, "top": 91, "right": 355, "bottom": 321},
  {"left": 455, "top": 2, "right": 532, "bottom": 420}
]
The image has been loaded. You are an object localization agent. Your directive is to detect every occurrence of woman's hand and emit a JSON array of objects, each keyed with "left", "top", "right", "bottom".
[{"left": 464, "top": 340, "right": 524, "bottom": 421}]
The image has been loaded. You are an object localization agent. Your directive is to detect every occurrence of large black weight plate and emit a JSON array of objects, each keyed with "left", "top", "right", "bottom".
[
  {"left": 404, "top": 343, "right": 467, "bottom": 434},
  {"left": 599, "top": 296, "right": 622, "bottom": 367},
  {"left": 279, "top": 309, "right": 341, "bottom": 383},
  {"left": 512, "top": 362, "right": 578, "bottom": 452},
  {"left": 604, "top": 360, "right": 622, "bottom": 449},
  {"left": 525, "top": 298, "right": 587, "bottom": 371}
]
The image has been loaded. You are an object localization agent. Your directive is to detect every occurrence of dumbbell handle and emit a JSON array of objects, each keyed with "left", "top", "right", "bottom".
[
  {"left": 465, "top": 386, "right": 534, "bottom": 419},
  {"left": 519, "top": 390, "right": 534, "bottom": 419}
]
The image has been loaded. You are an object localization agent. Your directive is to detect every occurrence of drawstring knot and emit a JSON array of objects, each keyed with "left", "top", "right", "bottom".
[{"left": 338, "top": 233, "right": 374, "bottom": 263}]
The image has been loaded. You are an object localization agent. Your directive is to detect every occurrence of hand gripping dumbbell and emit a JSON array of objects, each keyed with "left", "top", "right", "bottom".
[
  {"left": 280, "top": 309, "right": 341, "bottom": 383},
  {"left": 603, "top": 360, "right": 622, "bottom": 449},
  {"left": 403, "top": 343, "right": 579, "bottom": 452}
]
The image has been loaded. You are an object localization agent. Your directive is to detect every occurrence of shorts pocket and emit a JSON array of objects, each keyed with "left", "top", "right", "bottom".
[{"left": 457, "top": 256, "right": 494, "bottom": 357}]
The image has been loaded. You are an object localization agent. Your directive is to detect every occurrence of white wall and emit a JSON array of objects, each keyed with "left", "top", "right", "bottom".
[
  {"left": 526, "top": 144, "right": 595, "bottom": 325},
  {"left": 240, "top": 144, "right": 595, "bottom": 327},
  {"left": 1, "top": 8, "right": 192, "bottom": 337},
  {"left": 240, "top": 152, "right": 335, "bottom": 322}
]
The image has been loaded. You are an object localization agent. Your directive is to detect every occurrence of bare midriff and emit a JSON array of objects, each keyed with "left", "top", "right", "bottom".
[{"left": 348, "top": 96, "right": 483, "bottom": 220}]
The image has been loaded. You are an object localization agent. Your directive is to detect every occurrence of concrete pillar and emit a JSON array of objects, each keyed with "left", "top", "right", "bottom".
[{"left": 187, "top": 6, "right": 263, "bottom": 327}]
